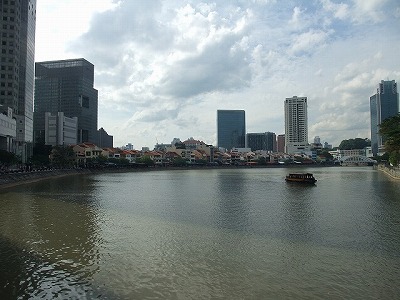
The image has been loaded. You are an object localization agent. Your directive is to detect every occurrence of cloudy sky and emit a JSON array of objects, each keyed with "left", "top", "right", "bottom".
[{"left": 35, "top": 0, "right": 400, "bottom": 149}]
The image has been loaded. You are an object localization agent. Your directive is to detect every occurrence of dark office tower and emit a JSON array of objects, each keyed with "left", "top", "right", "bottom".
[
  {"left": 34, "top": 59, "right": 98, "bottom": 144},
  {"left": 97, "top": 127, "right": 113, "bottom": 148},
  {"left": 370, "top": 80, "right": 399, "bottom": 156},
  {"left": 0, "top": 0, "right": 36, "bottom": 162},
  {"left": 217, "top": 110, "right": 245, "bottom": 150},
  {"left": 246, "top": 132, "right": 276, "bottom": 152}
]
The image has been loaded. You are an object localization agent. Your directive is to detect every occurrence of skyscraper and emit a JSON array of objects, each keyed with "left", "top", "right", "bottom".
[
  {"left": 284, "top": 96, "right": 309, "bottom": 154},
  {"left": 370, "top": 80, "right": 399, "bottom": 156},
  {"left": 34, "top": 58, "right": 98, "bottom": 145},
  {"left": 246, "top": 132, "right": 276, "bottom": 152},
  {"left": 0, "top": 0, "right": 36, "bottom": 161},
  {"left": 217, "top": 110, "right": 245, "bottom": 150}
]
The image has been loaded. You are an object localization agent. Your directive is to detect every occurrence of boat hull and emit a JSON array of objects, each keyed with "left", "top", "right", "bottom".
[{"left": 285, "top": 173, "right": 317, "bottom": 184}]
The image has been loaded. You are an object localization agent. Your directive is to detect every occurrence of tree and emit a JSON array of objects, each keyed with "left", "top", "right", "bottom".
[
  {"left": 379, "top": 113, "right": 400, "bottom": 166},
  {"left": 338, "top": 138, "right": 370, "bottom": 150},
  {"left": 0, "top": 150, "right": 18, "bottom": 166},
  {"left": 136, "top": 155, "right": 154, "bottom": 166},
  {"left": 31, "top": 143, "right": 52, "bottom": 167},
  {"left": 50, "top": 146, "right": 75, "bottom": 168},
  {"left": 172, "top": 156, "right": 187, "bottom": 167},
  {"left": 257, "top": 157, "right": 267, "bottom": 165}
]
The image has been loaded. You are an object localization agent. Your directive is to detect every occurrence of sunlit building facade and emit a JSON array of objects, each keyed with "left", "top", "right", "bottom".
[{"left": 284, "top": 96, "right": 309, "bottom": 154}]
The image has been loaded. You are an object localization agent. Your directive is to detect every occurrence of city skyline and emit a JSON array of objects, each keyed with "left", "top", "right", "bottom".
[{"left": 34, "top": 1, "right": 400, "bottom": 148}]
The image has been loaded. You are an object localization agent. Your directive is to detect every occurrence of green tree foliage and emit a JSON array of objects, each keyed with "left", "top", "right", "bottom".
[
  {"left": 257, "top": 157, "right": 267, "bottom": 165},
  {"left": 379, "top": 113, "right": 400, "bottom": 166},
  {"left": 318, "top": 150, "right": 333, "bottom": 161},
  {"left": 31, "top": 143, "right": 52, "bottom": 167},
  {"left": 338, "top": 138, "right": 371, "bottom": 150},
  {"left": 0, "top": 149, "right": 19, "bottom": 166},
  {"left": 136, "top": 155, "right": 154, "bottom": 166},
  {"left": 172, "top": 156, "right": 187, "bottom": 167},
  {"left": 194, "top": 159, "right": 207, "bottom": 165},
  {"left": 50, "top": 146, "right": 75, "bottom": 168}
]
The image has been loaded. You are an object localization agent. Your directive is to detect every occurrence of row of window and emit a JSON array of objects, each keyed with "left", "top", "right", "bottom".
[
  {"left": 3, "top": 0, "right": 18, "bottom": 5},
  {"left": 2, "top": 7, "right": 16, "bottom": 14},
  {"left": 0, "top": 73, "right": 18, "bottom": 80},
  {"left": 2, "top": 16, "right": 16, "bottom": 22},
  {"left": 2, "top": 32, "right": 17, "bottom": 39},
  {"left": 0, "top": 90, "right": 15, "bottom": 96}
]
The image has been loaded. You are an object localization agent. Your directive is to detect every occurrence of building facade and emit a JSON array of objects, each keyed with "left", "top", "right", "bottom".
[
  {"left": 34, "top": 58, "right": 98, "bottom": 145},
  {"left": 370, "top": 80, "right": 399, "bottom": 156},
  {"left": 0, "top": 107, "right": 16, "bottom": 151},
  {"left": 217, "top": 110, "right": 245, "bottom": 151},
  {"left": 284, "top": 96, "right": 309, "bottom": 154},
  {"left": 44, "top": 112, "right": 77, "bottom": 146},
  {"left": 246, "top": 132, "right": 276, "bottom": 152},
  {"left": 97, "top": 127, "right": 113, "bottom": 148},
  {"left": 277, "top": 134, "right": 285, "bottom": 153},
  {"left": 0, "top": 0, "right": 36, "bottom": 161}
]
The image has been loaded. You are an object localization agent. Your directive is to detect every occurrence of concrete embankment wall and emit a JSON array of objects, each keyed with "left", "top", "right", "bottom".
[
  {"left": 378, "top": 164, "right": 400, "bottom": 180},
  {"left": 0, "top": 169, "right": 91, "bottom": 188}
]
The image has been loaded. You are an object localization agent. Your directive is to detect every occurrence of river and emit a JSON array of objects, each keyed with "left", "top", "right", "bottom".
[{"left": 1, "top": 167, "right": 399, "bottom": 299}]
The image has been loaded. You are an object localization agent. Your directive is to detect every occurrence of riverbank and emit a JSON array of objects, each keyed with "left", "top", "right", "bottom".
[
  {"left": 377, "top": 164, "right": 400, "bottom": 180},
  {"left": 0, "top": 168, "right": 94, "bottom": 189},
  {"left": 0, "top": 163, "right": 341, "bottom": 190}
]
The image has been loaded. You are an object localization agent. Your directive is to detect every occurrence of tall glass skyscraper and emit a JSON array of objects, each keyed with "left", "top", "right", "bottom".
[
  {"left": 34, "top": 59, "right": 98, "bottom": 145},
  {"left": 0, "top": 0, "right": 36, "bottom": 161},
  {"left": 370, "top": 80, "right": 399, "bottom": 156},
  {"left": 284, "top": 96, "right": 309, "bottom": 154},
  {"left": 217, "top": 110, "right": 245, "bottom": 150}
]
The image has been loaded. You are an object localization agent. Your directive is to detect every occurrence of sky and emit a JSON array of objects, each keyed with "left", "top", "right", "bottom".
[{"left": 35, "top": 0, "right": 400, "bottom": 149}]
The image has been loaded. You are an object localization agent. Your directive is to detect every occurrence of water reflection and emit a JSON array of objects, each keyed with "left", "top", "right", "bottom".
[
  {"left": 215, "top": 170, "right": 251, "bottom": 232},
  {"left": 281, "top": 183, "right": 317, "bottom": 242},
  {"left": 1, "top": 168, "right": 400, "bottom": 299},
  {"left": 0, "top": 175, "right": 103, "bottom": 298}
]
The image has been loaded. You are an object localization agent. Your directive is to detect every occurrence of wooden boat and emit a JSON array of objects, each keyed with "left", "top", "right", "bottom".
[{"left": 285, "top": 173, "right": 317, "bottom": 184}]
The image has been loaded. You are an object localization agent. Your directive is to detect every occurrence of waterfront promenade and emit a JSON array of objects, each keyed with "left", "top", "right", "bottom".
[{"left": 378, "top": 164, "right": 400, "bottom": 180}]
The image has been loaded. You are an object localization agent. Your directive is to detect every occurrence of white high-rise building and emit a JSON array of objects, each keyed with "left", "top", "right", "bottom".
[
  {"left": 44, "top": 112, "right": 78, "bottom": 146},
  {"left": 284, "top": 96, "right": 310, "bottom": 154}
]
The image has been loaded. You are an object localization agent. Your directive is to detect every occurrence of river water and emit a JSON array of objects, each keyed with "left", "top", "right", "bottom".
[{"left": 0, "top": 167, "right": 399, "bottom": 299}]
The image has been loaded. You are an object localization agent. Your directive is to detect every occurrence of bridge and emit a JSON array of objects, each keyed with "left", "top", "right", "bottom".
[{"left": 339, "top": 155, "right": 377, "bottom": 166}]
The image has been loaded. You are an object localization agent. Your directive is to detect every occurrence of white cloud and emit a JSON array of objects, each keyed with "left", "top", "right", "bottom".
[
  {"left": 288, "top": 29, "right": 332, "bottom": 56},
  {"left": 35, "top": 0, "right": 400, "bottom": 148}
]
